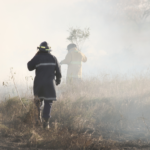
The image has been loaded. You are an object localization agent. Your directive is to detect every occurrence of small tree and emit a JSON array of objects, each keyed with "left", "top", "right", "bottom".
[{"left": 67, "top": 27, "right": 90, "bottom": 51}]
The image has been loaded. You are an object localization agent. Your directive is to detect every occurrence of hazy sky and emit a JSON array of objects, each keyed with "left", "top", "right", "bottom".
[{"left": 0, "top": 0, "right": 150, "bottom": 84}]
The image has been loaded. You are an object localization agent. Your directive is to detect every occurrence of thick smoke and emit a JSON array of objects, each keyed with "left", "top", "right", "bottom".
[
  {"left": 82, "top": 0, "right": 150, "bottom": 75},
  {"left": 1, "top": 0, "right": 150, "bottom": 143}
]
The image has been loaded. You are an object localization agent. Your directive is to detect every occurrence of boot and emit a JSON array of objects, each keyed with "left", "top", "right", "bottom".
[
  {"left": 43, "top": 118, "right": 50, "bottom": 129},
  {"left": 36, "top": 109, "right": 42, "bottom": 126},
  {"left": 34, "top": 96, "right": 43, "bottom": 126},
  {"left": 38, "top": 109, "right": 42, "bottom": 123}
]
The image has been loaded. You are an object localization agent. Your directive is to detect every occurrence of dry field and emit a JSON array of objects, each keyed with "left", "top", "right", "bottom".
[{"left": 1, "top": 74, "right": 150, "bottom": 149}]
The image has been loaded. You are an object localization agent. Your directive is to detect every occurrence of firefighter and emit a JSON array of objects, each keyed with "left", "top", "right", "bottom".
[
  {"left": 27, "top": 41, "right": 61, "bottom": 129},
  {"left": 60, "top": 43, "right": 87, "bottom": 84}
]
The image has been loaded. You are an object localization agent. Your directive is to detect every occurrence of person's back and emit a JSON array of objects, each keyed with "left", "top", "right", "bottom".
[
  {"left": 60, "top": 44, "right": 87, "bottom": 83},
  {"left": 33, "top": 52, "right": 57, "bottom": 80}
]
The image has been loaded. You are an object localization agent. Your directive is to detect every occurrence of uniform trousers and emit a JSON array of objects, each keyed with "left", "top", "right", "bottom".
[{"left": 37, "top": 99, "right": 53, "bottom": 119}]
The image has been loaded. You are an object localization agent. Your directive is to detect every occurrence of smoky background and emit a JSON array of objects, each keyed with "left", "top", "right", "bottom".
[
  {"left": 80, "top": 0, "right": 150, "bottom": 75},
  {"left": 0, "top": 0, "right": 150, "bottom": 144}
]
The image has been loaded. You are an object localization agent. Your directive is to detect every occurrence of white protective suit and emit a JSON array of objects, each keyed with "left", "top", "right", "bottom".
[{"left": 60, "top": 47, "right": 87, "bottom": 83}]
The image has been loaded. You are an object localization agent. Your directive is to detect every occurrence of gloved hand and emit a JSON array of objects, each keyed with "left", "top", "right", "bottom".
[{"left": 56, "top": 79, "right": 61, "bottom": 85}]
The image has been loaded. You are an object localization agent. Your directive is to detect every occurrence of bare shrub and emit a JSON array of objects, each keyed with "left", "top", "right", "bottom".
[{"left": 67, "top": 27, "right": 90, "bottom": 51}]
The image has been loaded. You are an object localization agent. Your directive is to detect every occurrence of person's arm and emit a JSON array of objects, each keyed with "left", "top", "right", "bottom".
[
  {"left": 81, "top": 53, "right": 87, "bottom": 62},
  {"left": 54, "top": 57, "right": 62, "bottom": 85},
  {"left": 60, "top": 52, "right": 71, "bottom": 65},
  {"left": 27, "top": 55, "right": 38, "bottom": 71}
]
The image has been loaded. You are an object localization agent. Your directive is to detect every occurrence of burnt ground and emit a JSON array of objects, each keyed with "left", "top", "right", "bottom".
[
  {"left": 0, "top": 135, "right": 150, "bottom": 150},
  {"left": 0, "top": 136, "right": 62, "bottom": 150}
]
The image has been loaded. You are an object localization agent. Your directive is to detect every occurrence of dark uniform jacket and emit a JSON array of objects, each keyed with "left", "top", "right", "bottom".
[{"left": 27, "top": 51, "right": 61, "bottom": 101}]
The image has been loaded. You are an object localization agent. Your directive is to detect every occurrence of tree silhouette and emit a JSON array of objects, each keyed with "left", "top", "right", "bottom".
[{"left": 67, "top": 27, "right": 90, "bottom": 51}]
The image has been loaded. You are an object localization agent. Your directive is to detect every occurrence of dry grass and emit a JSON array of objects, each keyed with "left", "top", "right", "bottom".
[{"left": 1, "top": 75, "right": 150, "bottom": 149}]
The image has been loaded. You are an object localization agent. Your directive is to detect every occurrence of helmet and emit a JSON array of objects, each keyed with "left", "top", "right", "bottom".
[
  {"left": 67, "top": 43, "right": 77, "bottom": 50},
  {"left": 37, "top": 41, "right": 51, "bottom": 51}
]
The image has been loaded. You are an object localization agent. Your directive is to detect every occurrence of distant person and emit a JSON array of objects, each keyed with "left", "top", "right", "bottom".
[
  {"left": 60, "top": 43, "right": 87, "bottom": 84},
  {"left": 27, "top": 41, "right": 61, "bottom": 129}
]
